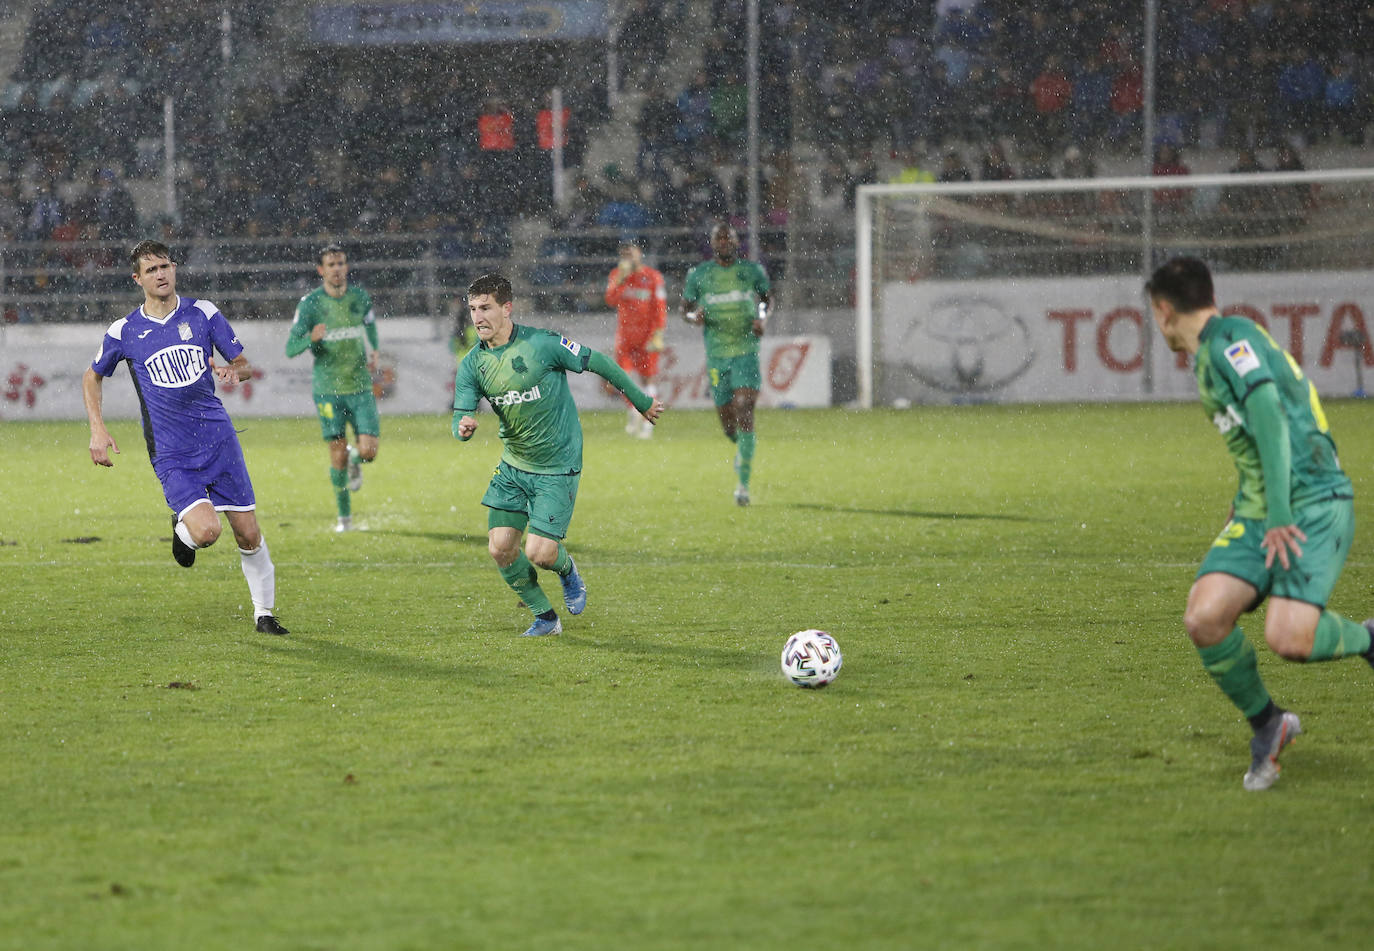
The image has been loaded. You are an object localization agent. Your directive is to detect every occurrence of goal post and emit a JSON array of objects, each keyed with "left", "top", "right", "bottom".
[{"left": 855, "top": 168, "right": 1374, "bottom": 408}]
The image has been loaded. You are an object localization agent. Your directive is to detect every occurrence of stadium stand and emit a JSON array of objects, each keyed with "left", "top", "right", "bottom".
[{"left": 2, "top": 0, "right": 1373, "bottom": 323}]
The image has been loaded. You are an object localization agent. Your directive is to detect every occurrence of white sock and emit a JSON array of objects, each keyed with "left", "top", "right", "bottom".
[
  {"left": 175, "top": 520, "right": 201, "bottom": 550},
  {"left": 239, "top": 538, "right": 276, "bottom": 618}
]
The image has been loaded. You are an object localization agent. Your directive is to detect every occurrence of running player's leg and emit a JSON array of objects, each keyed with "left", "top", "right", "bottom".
[
  {"left": 1186, "top": 571, "right": 1298, "bottom": 790},
  {"left": 709, "top": 360, "right": 738, "bottom": 443},
  {"left": 177, "top": 498, "right": 222, "bottom": 547},
  {"left": 318, "top": 396, "right": 353, "bottom": 529},
  {"left": 1191, "top": 515, "right": 1307, "bottom": 789},
  {"left": 525, "top": 473, "right": 585, "bottom": 614},
  {"left": 328, "top": 436, "right": 353, "bottom": 526},
  {"left": 351, "top": 390, "right": 381, "bottom": 468},
  {"left": 732, "top": 385, "right": 759, "bottom": 499},
  {"left": 1185, "top": 572, "right": 1273, "bottom": 720},
  {"left": 483, "top": 465, "right": 558, "bottom": 634},
  {"left": 1266, "top": 599, "right": 1371, "bottom": 661},
  {"left": 224, "top": 508, "right": 285, "bottom": 633},
  {"left": 158, "top": 460, "right": 223, "bottom": 566},
  {"left": 356, "top": 433, "right": 378, "bottom": 463},
  {"left": 489, "top": 517, "right": 560, "bottom": 636},
  {"left": 211, "top": 439, "right": 285, "bottom": 633}
]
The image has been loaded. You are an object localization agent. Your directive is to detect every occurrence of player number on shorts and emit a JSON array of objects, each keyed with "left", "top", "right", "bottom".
[
  {"left": 316, "top": 401, "right": 336, "bottom": 419},
  {"left": 1211, "top": 520, "right": 1246, "bottom": 548}
]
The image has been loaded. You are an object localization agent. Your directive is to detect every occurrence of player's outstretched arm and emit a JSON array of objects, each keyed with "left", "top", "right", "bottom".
[
  {"left": 587, "top": 350, "right": 662, "bottom": 423},
  {"left": 82, "top": 367, "right": 119, "bottom": 467},
  {"left": 452, "top": 410, "right": 479, "bottom": 441}
]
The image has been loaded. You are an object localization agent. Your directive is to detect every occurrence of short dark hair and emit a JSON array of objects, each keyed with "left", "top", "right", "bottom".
[
  {"left": 1145, "top": 256, "right": 1215, "bottom": 312},
  {"left": 467, "top": 273, "right": 512, "bottom": 305},
  {"left": 129, "top": 239, "right": 172, "bottom": 272},
  {"left": 318, "top": 243, "right": 346, "bottom": 264}
]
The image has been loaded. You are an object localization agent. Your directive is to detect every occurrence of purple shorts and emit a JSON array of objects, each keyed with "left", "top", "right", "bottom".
[{"left": 154, "top": 436, "right": 257, "bottom": 519}]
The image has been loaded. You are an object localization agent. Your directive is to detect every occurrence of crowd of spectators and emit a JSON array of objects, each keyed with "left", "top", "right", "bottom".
[
  {"left": 1, "top": 0, "right": 1371, "bottom": 283},
  {"left": 792, "top": 0, "right": 1373, "bottom": 160}
]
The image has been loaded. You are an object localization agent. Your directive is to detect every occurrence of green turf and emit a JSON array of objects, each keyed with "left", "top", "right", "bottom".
[{"left": 2, "top": 403, "right": 1373, "bottom": 950}]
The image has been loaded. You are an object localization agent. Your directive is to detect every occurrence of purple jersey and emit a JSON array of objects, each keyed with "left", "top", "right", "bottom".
[{"left": 90, "top": 296, "right": 245, "bottom": 463}]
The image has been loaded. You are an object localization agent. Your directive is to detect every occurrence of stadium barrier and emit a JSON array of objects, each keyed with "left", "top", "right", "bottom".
[{"left": 0, "top": 318, "right": 832, "bottom": 421}]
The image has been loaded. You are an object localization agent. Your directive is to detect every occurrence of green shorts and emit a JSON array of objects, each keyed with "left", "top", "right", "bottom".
[
  {"left": 315, "top": 391, "right": 380, "bottom": 442},
  {"left": 707, "top": 353, "right": 762, "bottom": 406},
  {"left": 1197, "top": 497, "right": 1355, "bottom": 608},
  {"left": 482, "top": 461, "right": 581, "bottom": 540}
]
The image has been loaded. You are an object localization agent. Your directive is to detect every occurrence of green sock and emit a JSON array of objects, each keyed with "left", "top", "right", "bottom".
[
  {"left": 498, "top": 552, "right": 553, "bottom": 615},
  {"left": 1198, "top": 627, "right": 1272, "bottom": 719},
  {"left": 736, "top": 431, "right": 755, "bottom": 487},
  {"left": 550, "top": 543, "right": 573, "bottom": 577},
  {"left": 1308, "top": 610, "right": 1373, "bottom": 662},
  {"left": 329, "top": 467, "right": 350, "bottom": 517}
]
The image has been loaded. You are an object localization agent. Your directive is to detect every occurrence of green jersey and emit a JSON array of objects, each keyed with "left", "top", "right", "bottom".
[
  {"left": 286, "top": 285, "right": 378, "bottom": 395},
  {"left": 1194, "top": 314, "right": 1350, "bottom": 521},
  {"left": 453, "top": 325, "right": 592, "bottom": 475},
  {"left": 683, "top": 258, "right": 770, "bottom": 358}
]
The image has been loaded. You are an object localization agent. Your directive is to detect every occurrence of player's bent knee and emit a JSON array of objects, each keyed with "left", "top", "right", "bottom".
[
  {"left": 1264, "top": 628, "right": 1311, "bottom": 662},
  {"left": 1182, "top": 605, "right": 1229, "bottom": 647}
]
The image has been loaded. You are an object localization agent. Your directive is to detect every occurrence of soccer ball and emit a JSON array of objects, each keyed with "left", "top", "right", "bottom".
[{"left": 780, "top": 630, "right": 842, "bottom": 688}]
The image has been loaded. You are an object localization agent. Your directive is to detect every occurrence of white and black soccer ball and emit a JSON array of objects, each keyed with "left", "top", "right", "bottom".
[{"left": 780, "top": 629, "right": 842, "bottom": 688}]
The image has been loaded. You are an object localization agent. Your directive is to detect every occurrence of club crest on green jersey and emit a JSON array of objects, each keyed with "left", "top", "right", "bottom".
[{"left": 511, "top": 355, "right": 528, "bottom": 374}]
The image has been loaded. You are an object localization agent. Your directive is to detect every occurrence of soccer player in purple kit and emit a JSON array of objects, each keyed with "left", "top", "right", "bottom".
[{"left": 82, "top": 240, "right": 288, "bottom": 636}]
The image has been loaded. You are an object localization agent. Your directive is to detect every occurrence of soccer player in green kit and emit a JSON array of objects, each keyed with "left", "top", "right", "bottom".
[
  {"left": 453, "top": 273, "right": 665, "bottom": 637},
  {"left": 683, "top": 222, "right": 771, "bottom": 506},
  {"left": 1146, "top": 256, "right": 1374, "bottom": 791},
  {"left": 286, "top": 245, "right": 381, "bottom": 532}
]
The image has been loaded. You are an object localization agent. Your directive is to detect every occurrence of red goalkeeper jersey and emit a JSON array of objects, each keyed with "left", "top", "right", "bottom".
[{"left": 605, "top": 266, "right": 667, "bottom": 343}]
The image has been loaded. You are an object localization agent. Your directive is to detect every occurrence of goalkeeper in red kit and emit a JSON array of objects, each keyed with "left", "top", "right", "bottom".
[{"left": 604, "top": 242, "right": 667, "bottom": 438}]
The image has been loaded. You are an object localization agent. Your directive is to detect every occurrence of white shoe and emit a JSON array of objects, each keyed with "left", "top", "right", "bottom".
[
  {"left": 335, "top": 517, "right": 353, "bottom": 533},
  {"left": 346, "top": 446, "right": 363, "bottom": 492},
  {"left": 637, "top": 421, "right": 654, "bottom": 439},
  {"left": 1243, "top": 710, "right": 1302, "bottom": 791},
  {"left": 625, "top": 419, "right": 639, "bottom": 436},
  {"left": 734, "top": 485, "right": 750, "bottom": 507}
]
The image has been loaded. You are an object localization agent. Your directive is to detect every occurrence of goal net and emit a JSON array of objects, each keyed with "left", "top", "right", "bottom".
[{"left": 855, "top": 169, "right": 1374, "bottom": 407}]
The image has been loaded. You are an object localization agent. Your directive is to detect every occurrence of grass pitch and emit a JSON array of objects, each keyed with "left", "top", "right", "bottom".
[{"left": 2, "top": 403, "right": 1373, "bottom": 950}]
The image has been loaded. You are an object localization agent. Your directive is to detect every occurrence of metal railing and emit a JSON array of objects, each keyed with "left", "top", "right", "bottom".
[{"left": 0, "top": 222, "right": 859, "bottom": 324}]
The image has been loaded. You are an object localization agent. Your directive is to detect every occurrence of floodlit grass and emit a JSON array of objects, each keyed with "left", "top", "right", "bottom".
[{"left": 2, "top": 402, "right": 1373, "bottom": 950}]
